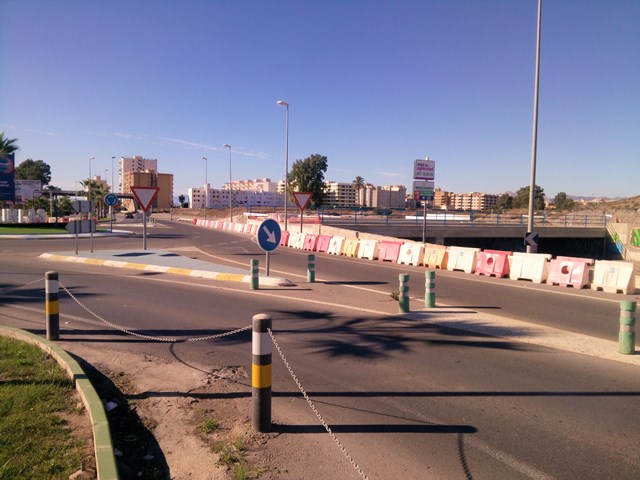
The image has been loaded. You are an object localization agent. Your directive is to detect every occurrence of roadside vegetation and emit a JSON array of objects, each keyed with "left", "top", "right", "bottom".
[{"left": 0, "top": 336, "right": 93, "bottom": 479}]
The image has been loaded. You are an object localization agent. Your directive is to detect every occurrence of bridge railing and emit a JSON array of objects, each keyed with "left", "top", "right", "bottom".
[{"left": 316, "top": 207, "right": 608, "bottom": 228}]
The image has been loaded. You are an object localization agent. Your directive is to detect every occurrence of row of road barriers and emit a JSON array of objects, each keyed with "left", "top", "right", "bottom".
[{"left": 193, "top": 218, "right": 636, "bottom": 295}]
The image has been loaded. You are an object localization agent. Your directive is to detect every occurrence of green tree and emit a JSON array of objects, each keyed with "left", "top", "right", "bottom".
[
  {"left": 496, "top": 193, "right": 514, "bottom": 210},
  {"left": 15, "top": 159, "right": 52, "bottom": 186},
  {"left": 352, "top": 176, "right": 365, "bottom": 207},
  {"left": 552, "top": 192, "right": 575, "bottom": 211},
  {"left": 513, "top": 185, "right": 545, "bottom": 210},
  {"left": 81, "top": 178, "right": 108, "bottom": 218},
  {"left": 288, "top": 154, "right": 328, "bottom": 209},
  {"left": 0, "top": 132, "right": 19, "bottom": 157},
  {"left": 178, "top": 194, "right": 186, "bottom": 207}
]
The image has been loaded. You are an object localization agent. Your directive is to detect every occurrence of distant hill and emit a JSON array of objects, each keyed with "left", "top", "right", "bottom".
[{"left": 578, "top": 195, "right": 640, "bottom": 211}]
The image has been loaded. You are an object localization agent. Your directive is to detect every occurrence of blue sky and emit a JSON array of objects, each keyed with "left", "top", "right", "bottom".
[{"left": 1, "top": 0, "right": 638, "bottom": 199}]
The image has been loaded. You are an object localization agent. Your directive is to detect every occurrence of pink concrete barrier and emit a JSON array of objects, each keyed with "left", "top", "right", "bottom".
[
  {"left": 378, "top": 241, "right": 403, "bottom": 263},
  {"left": 316, "top": 235, "right": 332, "bottom": 252},
  {"left": 548, "top": 256, "right": 594, "bottom": 289},
  {"left": 280, "top": 231, "right": 290, "bottom": 246},
  {"left": 475, "top": 249, "right": 512, "bottom": 278},
  {"left": 303, "top": 234, "right": 319, "bottom": 251}
]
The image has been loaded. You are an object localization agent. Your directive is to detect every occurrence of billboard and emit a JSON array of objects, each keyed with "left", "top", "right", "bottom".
[
  {"left": 0, "top": 153, "right": 16, "bottom": 201},
  {"left": 413, "top": 158, "right": 435, "bottom": 181},
  {"left": 15, "top": 180, "right": 42, "bottom": 201}
]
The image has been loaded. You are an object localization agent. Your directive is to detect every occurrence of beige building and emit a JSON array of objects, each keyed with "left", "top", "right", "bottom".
[
  {"left": 122, "top": 170, "right": 173, "bottom": 211},
  {"left": 433, "top": 188, "right": 498, "bottom": 211},
  {"left": 364, "top": 185, "right": 407, "bottom": 209}
]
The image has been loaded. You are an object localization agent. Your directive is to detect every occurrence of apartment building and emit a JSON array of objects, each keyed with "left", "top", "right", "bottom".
[
  {"left": 433, "top": 188, "right": 498, "bottom": 211},
  {"left": 363, "top": 185, "right": 407, "bottom": 209},
  {"left": 122, "top": 170, "right": 173, "bottom": 211},
  {"left": 323, "top": 181, "right": 356, "bottom": 207},
  {"left": 119, "top": 156, "right": 158, "bottom": 194}
]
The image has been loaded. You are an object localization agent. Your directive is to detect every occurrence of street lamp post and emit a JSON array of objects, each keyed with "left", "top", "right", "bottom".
[
  {"left": 276, "top": 100, "right": 289, "bottom": 231},
  {"left": 223, "top": 144, "right": 233, "bottom": 221},
  {"left": 202, "top": 156, "right": 208, "bottom": 220},
  {"left": 527, "top": 0, "right": 542, "bottom": 253}
]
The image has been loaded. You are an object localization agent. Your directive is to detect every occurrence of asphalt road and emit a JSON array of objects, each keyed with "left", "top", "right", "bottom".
[{"left": 1, "top": 218, "right": 639, "bottom": 479}]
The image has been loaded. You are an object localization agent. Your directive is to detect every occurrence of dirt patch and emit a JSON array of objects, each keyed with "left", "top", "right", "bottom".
[{"left": 65, "top": 345, "right": 305, "bottom": 479}]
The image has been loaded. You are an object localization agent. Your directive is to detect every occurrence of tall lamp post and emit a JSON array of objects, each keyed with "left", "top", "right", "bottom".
[
  {"left": 527, "top": 0, "right": 542, "bottom": 253},
  {"left": 223, "top": 144, "right": 233, "bottom": 221},
  {"left": 276, "top": 100, "right": 289, "bottom": 231},
  {"left": 88, "top": 156, "right": 95, "bottom": 182},
  {"left": 202, "top": 156, "right": 208, "bottom": 220}
]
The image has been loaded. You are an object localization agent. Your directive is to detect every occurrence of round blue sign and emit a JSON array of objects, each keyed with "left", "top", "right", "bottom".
[
  {"left": 256, "top": 219, "right": 281, "bottom": 252},
  {"left": 104, "top": 193, "right": 119, "bottom": 207}
]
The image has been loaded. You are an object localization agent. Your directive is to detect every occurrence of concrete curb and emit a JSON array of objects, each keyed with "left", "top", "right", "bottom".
[
  {"left": 0, "top": 326, "right": 119, "bottom": 480},
  {"left": 39, "top": 253, "right": 291, "bottom": 287}
]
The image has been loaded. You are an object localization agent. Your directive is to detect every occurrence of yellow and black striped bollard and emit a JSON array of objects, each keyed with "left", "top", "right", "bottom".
[
  {"left": 45, "top": 271, "right": 60, "bottom": 340},
  {"left": 252, "top": 314, "right": 272, "bottom": 432}
]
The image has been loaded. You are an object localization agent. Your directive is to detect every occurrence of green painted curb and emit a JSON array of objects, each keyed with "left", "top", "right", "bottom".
[{"left": 0, "top": 326, "right": 119, "bottom": 480}]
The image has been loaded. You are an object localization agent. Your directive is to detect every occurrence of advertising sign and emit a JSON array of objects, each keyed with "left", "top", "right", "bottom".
[
  {"left": 15, "top": 180, "right": 42, "bottom": 201},
  {"left": 413, "top": 158, "right": 435, "bottom": 181},
  {"left": 0, "top": 153, "right": 16, "bottom": 201},
  {"left": 413, "top": 180, "right": 435, "bottom": 201}
]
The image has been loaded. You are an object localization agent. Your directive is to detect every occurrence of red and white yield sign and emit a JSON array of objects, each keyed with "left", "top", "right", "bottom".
[
  {"left": 131, "top": 186, "right": 160, "bottom": 212},
  {"left": 292, "top": 192, "right": 312, "bottom": 212}
]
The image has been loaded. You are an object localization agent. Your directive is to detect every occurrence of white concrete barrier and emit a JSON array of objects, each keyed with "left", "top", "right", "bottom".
[
  {"left": 358, "top": 239, "right": 380, "bottom": 260},
  {"left": 397, "top": 243, "right": 425, "bottom": 266},
  {"left": 509, "top": 252, "right": 552, "bottom": 284},
  {"left": 287, "top": 232, "right": 300, "bottom": 248},
  {"left": 327, "top": 236, "right": 346, "bottom": 255},
  {"left": 294, "top": 233, "right": 307, "bottom": 250},
  {"left": 591, "top": 260, "right": 636, "bottom": 295},
  {"left": 446, "top": 246, "right": 480, "bottom": 274}
]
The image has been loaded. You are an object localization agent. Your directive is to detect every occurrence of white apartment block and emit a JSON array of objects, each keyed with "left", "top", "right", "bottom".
[
  {"left": 223, "top": 178, "right": 278, "bottom": 193},
  {"left": 188, "top": 185, "right": 284, "bottom": 210}
]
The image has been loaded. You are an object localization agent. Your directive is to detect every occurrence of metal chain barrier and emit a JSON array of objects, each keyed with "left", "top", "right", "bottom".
[
  {"left": 59, "top": 281, "right": 251, "bottom": 343},
  {"left": 268, "top": 328, "right": 370, "bottom": 480},
  {"left": 0, "top": 276, "right": 45, "bottom": 291}
]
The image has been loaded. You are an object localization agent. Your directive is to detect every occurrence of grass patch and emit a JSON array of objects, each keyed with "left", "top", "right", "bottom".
[
  {"left": 0, "top": 336, "right": 92, "bottom": 479},
  {"left": 200, "top": 418, "right": 220, "bottom": 434},
  {"left": 0, "top": 226, "right": 68, "bottom": 235}
]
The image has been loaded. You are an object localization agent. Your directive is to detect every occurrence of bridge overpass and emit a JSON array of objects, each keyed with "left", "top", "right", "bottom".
[{"left": 319, "top": 214, "right": 609, "bottom": 258}]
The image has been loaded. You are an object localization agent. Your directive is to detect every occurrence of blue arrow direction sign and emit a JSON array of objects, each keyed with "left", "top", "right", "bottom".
[{"left": 257, "top": 219, "right": 281, "bottom": 252}]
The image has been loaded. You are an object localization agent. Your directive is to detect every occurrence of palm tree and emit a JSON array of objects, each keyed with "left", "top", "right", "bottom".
[
  {"left": 352, "top": 176, "right": 365, "bottom": 207},
  {"left": 0, "top": 132, "right": 19, "bottom": 157}
]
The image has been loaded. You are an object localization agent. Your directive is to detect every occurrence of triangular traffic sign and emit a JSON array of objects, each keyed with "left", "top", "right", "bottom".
[
  {"left": 131, "top": 186, "right": 160, "bottom": 212},
  {"left": 292, "top": 192, "right": 312, "bottom": 211}
]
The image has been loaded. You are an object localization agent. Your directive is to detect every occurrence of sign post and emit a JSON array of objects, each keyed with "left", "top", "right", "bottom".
[
  {"left": 69, "top": 201, "right": 94, "bottom": 254},
  {"left": 413, "top": 158, "right": 436, "bottom": 244},
  {"left": 292, "top": 192, "right": 312, "bottom": 233},
  {"left": 256, "top": 219, "right": 281, "bottom": 276},
  {"left": 104, "top": 193, "right": 118, "bottom": 232},
  {"left": 131, "top": 186, "right": 160, "bottom": 250}
]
